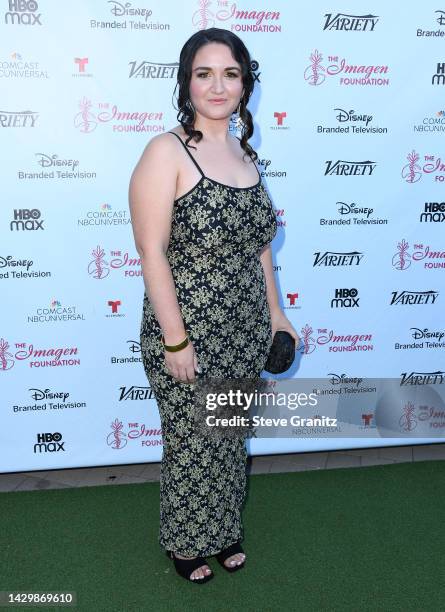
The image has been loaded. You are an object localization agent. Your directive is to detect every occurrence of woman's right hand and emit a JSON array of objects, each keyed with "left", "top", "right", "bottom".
[{"left": 164, "top": 341, "right": 199, "bottom": 383}]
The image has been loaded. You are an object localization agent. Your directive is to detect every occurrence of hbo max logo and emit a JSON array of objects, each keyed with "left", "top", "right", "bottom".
[
  {"left": 34, "top": 432, "right": 65, "bottom": 454},
  {"left": 10, "top": 209, "right": 44, "bottom": 231},
  {"left": 330, "top": 288, "right": 360, "bottom": 308},
  {"left": 5, "top": 0, "right": 42, "bottom": 25}
]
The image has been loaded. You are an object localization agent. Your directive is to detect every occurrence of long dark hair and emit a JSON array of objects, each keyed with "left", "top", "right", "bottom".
[{"left": 173, "top": 27, "right": 257, "bottom": 161}]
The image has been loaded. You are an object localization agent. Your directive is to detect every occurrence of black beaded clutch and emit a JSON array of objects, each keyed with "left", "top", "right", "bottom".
[{"left": 264, "top": 331, "right": 296, "bottom": 374}]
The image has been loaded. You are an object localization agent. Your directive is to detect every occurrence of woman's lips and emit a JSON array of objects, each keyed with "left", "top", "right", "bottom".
[{"left": 208, "top": 99, "right": 227, "bottom": 104}]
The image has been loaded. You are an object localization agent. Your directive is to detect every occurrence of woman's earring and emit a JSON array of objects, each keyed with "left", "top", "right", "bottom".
[
  {"left": 185, "top": 99, "right": 195, "bottom": 121},
  {"left": 235, "top": 99, "right": 243, "bottom": 129}
]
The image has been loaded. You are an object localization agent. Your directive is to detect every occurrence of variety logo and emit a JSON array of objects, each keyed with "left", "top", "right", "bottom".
[
  {"left": 9, "top": 208, "right": 44, "bottom": 231},
  {"left": 27, "top": 299, "right": 86, "bottom": 323},
  {"left": 107, "top": 418, "right": 162, "bottom": 449},
  {"left": 420, "top": 202, "right": 445, "bottom": 222},
  {"left": 118, "top": 385, "right": 154, "bottom": 401},
  {"left": 74, "top": 97, "right": 164, "bottom": 134},
  {"left": 0, "top": 338, "right": 80, "bottom": 371},
  {"left": 299, "top": 324, "right": 373, "bottom": 354},
  {"left": 34, "top": 432, "right": 65, "bottom": 454},
  {"left": 317, "top": 108, "right": 388, "bottom": 135},
  {"left": 5, "top": 0, "right": 42, "bottom": 26},
  {"left": 413, "top": 110, "right": 445, "bottom": 133},
  {"left": 107, "top": 299, "right": 125, "bottom": 318},
  {"left": 395, "top": 327, "right": 445, "bottom": 351},
  {"left": 400, "top": 371, "right": 445, "bottom": 386},
  {"left": 402, "top": 150, "right": 445, "bottom": 182},
  {"left": 284, "top": 292, "right": 300, "bottom": 309},
  {"left": 111, "top": 339, "right": 143, "bottom": 365},
  {"left": 78, "top": 203, "right": 130, "bottom": 227},
  {"left": 313, "top": 251, "right": 364, "bottom": 266},
  {"left": 0, "top": 51, "right": 48, "bottom": 78},
  {"left": 304, "top": 50, "right": 390, "bottom": 87},
  {"left": 330, "top": 288, "right": 359, "bottom": 308},
  {"left": 323, "top": 13, "right": 379, "bottom": 31},
  {"left": 0, "top": 255, "right": 51, "bottom": 280},
  {"left": 192, "top": 1, "right": 282, "bottom": 33},
  {"left": 392, "top": 240, "right": 445, "bottom": 270},
  {"left": 324, "top": 159, "right": 376, "bottom": 176},
  {"left": 390, "top": 290, "right": 439, "bottom": 305},
  {"left": 73, "top": 57, "right": 93, "bottom": 78},
  {"left": 432, "top": 62, "right": 445, "bottom": 85},
  {"left": 128, "top": 60, "right": 178, "bottom": 78},
  {"left": 18, "top": 153, "right": 96, "bottom": 181},
  {"left": 320, "top": 200, "right": 388, "bottom": 227},
  {"left": 90, "top": 2, "right": 170, "bottom": 32},
  {"left": 417, "top": 10, "right": 445, "bottom": 37},
  {"left": 0, "top": 109, "right": 38, "bottom": 128},
  {"left": 88, "top": 246, "right": 141, "bottom": 279},
  {"left": 13, "top": 388, "right": 86, "bottom": 413}
]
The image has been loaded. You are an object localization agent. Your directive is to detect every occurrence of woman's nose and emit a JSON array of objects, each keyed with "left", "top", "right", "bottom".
[{"left": 210, "top": 76, "right": 225, "bottom": 94}]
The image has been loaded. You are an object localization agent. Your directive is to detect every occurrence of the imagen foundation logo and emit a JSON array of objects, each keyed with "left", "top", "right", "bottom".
[
  {"left": 88, "top": 246, "right": 142, "bottom": 279},
  {"left": 107, "top": 418, "right": 162, "bottom": 449},
  {"left": 74, "top": 97, "right": 164, "bottom": 134},
  {"left": 0, "top": 338, "right": 14, "bottom": 371},
  {"left": 399, "top": 400, "right": 445, "bottom": 433},
  {"left": 304, "top": 50, "right": 390, "bottom": 87},
  {"left": 402, "top": 150, "right": 445, "bottom": 182},
  {"left": 192, "top": 1, "right": 282, "bottom": 33},
  {"left": 0, "top": 339, "right": 80, "bottom": 370},
  {"left": 392, "top": 239, "right": 445, "bottom": 270},
  {"left": 299, "top": 324, "right": 373, "bottom": 355}
]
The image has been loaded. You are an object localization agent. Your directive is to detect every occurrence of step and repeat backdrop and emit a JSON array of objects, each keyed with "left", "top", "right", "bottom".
[{"left": 2, "top": 1, "right": 445, "bottom": 472}]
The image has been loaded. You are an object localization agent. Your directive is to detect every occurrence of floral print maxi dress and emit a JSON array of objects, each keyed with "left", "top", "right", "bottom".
[{"left": 140, "top": 132, "right": 277, "bottom": 557}]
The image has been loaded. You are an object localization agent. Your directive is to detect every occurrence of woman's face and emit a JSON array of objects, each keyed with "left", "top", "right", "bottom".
[{"left": 189, "top": 42, "right": 244, "bottom": 121}]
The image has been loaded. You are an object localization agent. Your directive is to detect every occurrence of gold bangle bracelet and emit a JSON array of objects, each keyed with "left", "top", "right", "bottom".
[{"left": 161, "top": 334, "right": 189, "bottom": 352}]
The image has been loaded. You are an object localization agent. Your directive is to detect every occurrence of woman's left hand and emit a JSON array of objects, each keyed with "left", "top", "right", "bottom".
[{"left": 270, "top": 308, "right": 300, "bottom": 348}]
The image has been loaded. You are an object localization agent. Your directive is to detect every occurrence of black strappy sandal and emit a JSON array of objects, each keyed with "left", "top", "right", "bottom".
[
  {"left": 215, "top": 542, "right": 246, "bottom": 573},
  {"left": 166, "top": 550, "right": 214, "bottom": 584}
]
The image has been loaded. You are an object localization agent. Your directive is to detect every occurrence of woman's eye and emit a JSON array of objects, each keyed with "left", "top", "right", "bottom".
[
  {"left": 226, "top": 72, "right": 239, "bottom": 78},
  {"left": 196, "top": 72, "right": 209, "bottom": 78}
]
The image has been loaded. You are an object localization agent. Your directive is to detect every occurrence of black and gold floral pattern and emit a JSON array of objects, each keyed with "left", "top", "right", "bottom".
[{"left": 140, "top": 135, "right": 277, "bottom": 557}]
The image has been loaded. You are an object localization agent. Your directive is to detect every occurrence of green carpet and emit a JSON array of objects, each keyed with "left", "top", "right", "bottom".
[{"left": 2, "top": 461, "right": 445, "bottom": 612}]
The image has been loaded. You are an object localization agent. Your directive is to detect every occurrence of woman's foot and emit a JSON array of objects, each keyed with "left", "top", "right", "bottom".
[
  {"left": 222, "top": 551, "right": 246, "bottom": 569},
  {"left": 215, "top": 542, "right": 246, "bottom": 572},
  {"left": 174, "top": 552, "right": 213, "bottom": 581}
]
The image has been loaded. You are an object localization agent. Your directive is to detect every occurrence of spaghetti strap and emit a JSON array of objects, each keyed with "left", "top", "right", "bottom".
[{"left": 168, "top": 131, "right": 205, "bottom": 178}]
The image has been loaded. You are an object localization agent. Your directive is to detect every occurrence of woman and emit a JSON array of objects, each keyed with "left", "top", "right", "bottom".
[{"left": 129, "top": 27, "right": 299, "bottom": 584}]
